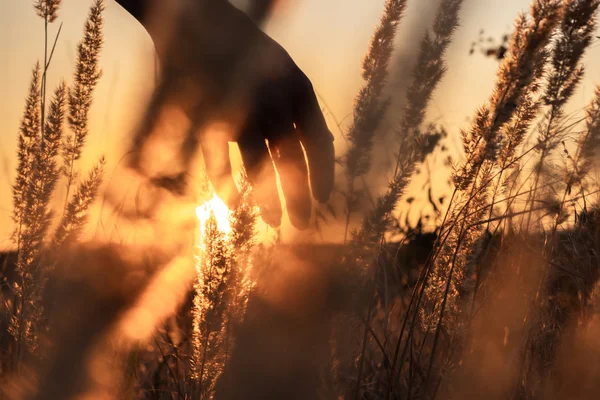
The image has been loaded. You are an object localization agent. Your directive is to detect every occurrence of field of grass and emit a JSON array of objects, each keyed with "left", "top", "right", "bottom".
[{"left": 3, "top": 0, "right": 600, "bottom": 399}]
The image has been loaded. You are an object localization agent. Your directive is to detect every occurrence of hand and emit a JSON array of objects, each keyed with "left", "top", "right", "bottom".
[{"left": 127, "top": 0, "right": 335, "bottom": 229}]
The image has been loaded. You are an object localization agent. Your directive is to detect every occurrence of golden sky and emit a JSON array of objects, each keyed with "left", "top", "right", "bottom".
[{"left": 2, "top": 0, "right": 600, "bottom": 247}]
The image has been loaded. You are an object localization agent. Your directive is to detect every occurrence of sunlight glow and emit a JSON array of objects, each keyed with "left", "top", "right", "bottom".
[{"left": 196, "top": 194, "right": 232, "bottom": 235}]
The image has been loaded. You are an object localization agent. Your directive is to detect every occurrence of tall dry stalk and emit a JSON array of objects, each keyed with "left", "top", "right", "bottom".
[
  {"left": 10, "top": 65, "right": 43, "bottom": 364},
  {"left": 34, "top": 0, "right": 63, "bottom": 141},
  {"left": 343, "top": 0, "right": 408, "bottom": 243},
  {"left": 191, "top": 212, "right": 231, "bottom": 398},
  {"left": 190, "top": 175, "right": 258, "bottom": 399},
  {"left": 54, "top": 158, "right": 105, "bottom": 248},
  {"left": 227, "top": 176, "right": 259, "bottom": 324},
  {"left": 8, "top": 0, "right": 106, "bottom": 369},
  {"left": 351, "top": 0, "right": 463, "bottom": 276},
  {"left": 62, "top": 0, "right": 104, "bottom": 210},
  {"left": 517, "top": 3, "right": 600, "bottom": 390},
  {"left": 10, "top": 76, "right": 67, "bottom": 363},
  {"left": 524, "top": 0, "right": 599, "bottom": 231},
  {"left": 13, "top": 65, "right": 42, "bottom": 243},
  {"left": 422, "top": 0, "right": 562, "bottom": 333},
  {"left": 409, "top": 2, "right": 563, "bottom": 395},
  {"left": 567, "top": 86, "right": 600, "bottom": 197},
  {"left": 340, "top": 1, "right": 464, "bottom": 398}
]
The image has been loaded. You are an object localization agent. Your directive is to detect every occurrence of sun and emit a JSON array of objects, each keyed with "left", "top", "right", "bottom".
[{"left": 196, "top": 194, "right": 232, "bottom": 235}]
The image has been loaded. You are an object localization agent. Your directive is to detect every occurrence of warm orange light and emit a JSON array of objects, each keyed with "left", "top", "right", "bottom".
[{"left": 196, "top": 194, "right": 231, "bottom": 235}]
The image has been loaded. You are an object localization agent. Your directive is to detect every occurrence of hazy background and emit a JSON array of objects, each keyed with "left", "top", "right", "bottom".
[{"left": 2, "top": 0, "right": 600, "bottom": 248}]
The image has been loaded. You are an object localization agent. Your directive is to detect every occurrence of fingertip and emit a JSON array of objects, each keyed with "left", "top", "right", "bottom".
[
  {"left": 288, "top": 206, "right": 310, "bottom": 230},
  {"left": 309, "top": 134, "right": 335, "bottom": 204},
  {"left": 270, "top": 136, "right": 312, "bottom": 230},
  {"left": 237, "top": 130, "right": 282, "bottom": 228},
  {"left": 290, "top": 70, "right": 336, "bottom": 204}
]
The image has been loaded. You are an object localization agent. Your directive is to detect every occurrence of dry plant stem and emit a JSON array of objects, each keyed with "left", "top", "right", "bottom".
[
  {"left": 62, "top": 0, "right": 104, "bottom": 214},
  {"left": 422, "top": 5, "right": 562, "bottom": 365},
  {"left": 398, "top": 3, "right": 557, "bottom": 368},
  {"left": 427, "top": 142, "right": 541, "bottom": 250},
  {"left": 519, "top": 89, "right": 600, "bottom": 397},
  {"left": 41, "top": 15, "right": 48, "bottom": 141},
  {"left": 424, "top": 163, "right": 486, "bottom": 392},
  {"left": 525, "top": 0, "right": 599, "bottom": 230},
  {"left": 427, "top": 182, "right": 568, "bottom": 383},
  {"left": 44, "top": 23, "right": 63, "bottom": 72},
  {"left": 152, "top": 334, "right": 182, "bottom": 399},
  {"left": 470, "top": 164, "right": 545, "bottom": 317},
  {"left": 36, "top": 1, "right": 63, "bottom": 141},
  {"left": 158, "top": 323, "right": 185, "bottom": 396},
  {"left": 464, "top": 121, "right": 590, "bottom": 226},
  {"left": 393, "top": 0, "right": 464, "bottom": 177},
  {"left": 11, "top": 65, "right": 42, "bottom": 369},
  {"left": 425, "top": 139, "right": 539, "bottom": 392},
  {"left": 549, "top": 90, "right": 600, "bottom": 235},
  {"left": 9, "top": 1, "right": 103, "bottom": 375},
  {"left": 357, "top": 1, "right": 466, "bottom": 391},
  {"left": 344, "top": 0, "right": 409, "bottom": 243},
  {"left": 513, "top": 3, "right": 600, "bottom": 393},
  {"left": 388, "top": 195, "right": 456, "bottom": 386},
  {"left": 353, "top": 237, "right": 386, "bottom": 400},
  {"left": 387, "top": 194, "right": 460, "bottom": 399},
  {"left": 524, "top": 123, "right": 555, "bottom": 231},
  {"left": 388, "top": 188, "right": 457, "bottom": 384},
  {"left": 486, "top": 93, "right": 541, "bottom": 235}
]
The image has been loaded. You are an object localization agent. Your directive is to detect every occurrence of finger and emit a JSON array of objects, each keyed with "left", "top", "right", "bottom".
[
  {"left": 237, "top": 119, "right": 282, "bottom": 228},
  {"left": 199, "top": 131, "right": 240, "bottom": 209},
  {"left": 258, "top": 103, "right": 311, "bottom": 229},
  {"left": 290, "top": 69, "right": 335, "bottom": 203},
  {"left": 270, "top": 135, "right": 312, "bottom": 229}
]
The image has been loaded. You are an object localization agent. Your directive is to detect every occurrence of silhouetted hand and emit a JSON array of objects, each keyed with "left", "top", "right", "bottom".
[{"left": 125, "top": 0, "right": 335, "bottom": 229}]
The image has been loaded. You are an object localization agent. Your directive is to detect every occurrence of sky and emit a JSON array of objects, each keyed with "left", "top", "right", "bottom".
[{"left": 2, "top": 0, "right": 600, "bottom": 247}]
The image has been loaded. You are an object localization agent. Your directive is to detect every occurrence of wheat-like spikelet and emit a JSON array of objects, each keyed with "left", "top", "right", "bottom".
[
  {"left": 54, "top": 158, "right": 105, "bottom": 248},
  {"left": 228, "top": 174, "right": 258, "bottom": 322},
  {"left": 35, "top": 0, "right": 63, "bottom": 142},
  {"left": 29, "top": 83, "right": 67, "bottom": 237},
  {"left": 9, "top": 0, "right": 106, "bottom": 366},
  {"left": 453, "top": 0, "right": 561, "bottom": 191},
  {"left": 189, "top": 173, "right": 259, "bottom": 398},
  {"left": 18, "top": 82, "right": 67, "bottom": 274},
  {"left": 9, "top": 65, "right": 43, "bottom": 358},
  {"left": 486, "top": 94, "right": 540, "bottom": 230},
  {"left": 62, "top": 0, "right": 104, "bottom": 196},
  {"left": 34, "top": 0, "right": 63, "bottom": 23},
  {"left": 544, "top": 0, "right": 598, "bottom": 109},
  {"left": 10, "top": 83, "right": 67, "bottom": 355},
  {"left": 356, "top": 0, "right": 464, "bottom": 257},
  {"left": 191, "top": 213, "right": 232, "bottom": 398},
  {"left": 345, "top": 1, "right": 464, "bottom": 396},
  {"left": 13, "top": 65, "right": 42, "bottom": 239},
  {"left": 497, "top": 95, "right": 540, "bottom": 171},
  {"left": 344, "top": 0, "right": 408, "bottom": 237},
  {"left": 349, "top": 0, "right": 463, "bottom": 264},
  {"left": 519, "top": 85, "right": 600, "bottom": 399},
  {"left": 568, "top": 86, "right": 600, "bottom": 191},
  {"left": 422, "top": 165, "right": 493, "bottom": 331},
  {"left": 526, "top": 0, "right": 600, "bottom": 227},
  {"left": 420, "top": 1, "right": 562, "bottom": 349},
  {"left": 397, "top": 0, "right": 462, "bottom": 146}
]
